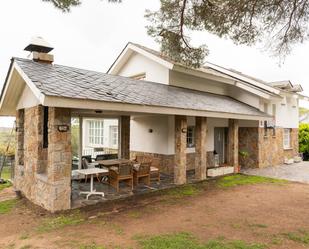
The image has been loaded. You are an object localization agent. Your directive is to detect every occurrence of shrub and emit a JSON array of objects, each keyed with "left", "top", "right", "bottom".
[{"left": 299, "top": 124, "right": 309, "bottom": 160}]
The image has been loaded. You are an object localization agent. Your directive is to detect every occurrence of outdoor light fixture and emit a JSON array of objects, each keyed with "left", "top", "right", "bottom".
[
  {"left": 95, "top": 110, "right": 103, "bottom": 114},
  {"left": 148, "top": 129, "right": 153, "bottom": 133},
  {"left": 57, "top": 125, "right": 69, "bottom": 132},
  {"left": 181, "top": 128, "right": 187, "bottom": 133}
]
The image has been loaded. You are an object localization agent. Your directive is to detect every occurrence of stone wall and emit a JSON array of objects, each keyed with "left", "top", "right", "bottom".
[
  {"left": 239, "top": 127, "right": 299, "bottom": 168},
  {"left": 14, "top": 105, "right": 72, "bottom": 212},
  {"left": 239, "top": 127, "right": 259, "bottom": 169},
  {"left": 130, "top": 150, "right": 215, "bottom": 174}
]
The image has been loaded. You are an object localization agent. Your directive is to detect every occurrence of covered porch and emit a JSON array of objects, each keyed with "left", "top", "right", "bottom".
[{"left": 69, "top": 108, "right": 242, "bottom": 208}]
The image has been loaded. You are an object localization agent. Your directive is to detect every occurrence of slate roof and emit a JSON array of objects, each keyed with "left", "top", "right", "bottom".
[{"left": 14, "top": 57, "right": 268, "bottom": 117}]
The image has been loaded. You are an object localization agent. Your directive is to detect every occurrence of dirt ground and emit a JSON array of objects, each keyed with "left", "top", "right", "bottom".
[{"left": 2, "top": 179, "right": 309, "bottom": 249}]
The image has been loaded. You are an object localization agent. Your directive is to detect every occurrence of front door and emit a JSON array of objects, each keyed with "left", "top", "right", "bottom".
[{"left": 214, "top": 127, "right": 225, "bottom": 165}]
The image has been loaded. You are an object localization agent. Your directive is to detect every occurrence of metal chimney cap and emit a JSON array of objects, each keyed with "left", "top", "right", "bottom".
[{"left": 24, "top": 36, "right": 54, "bottom": 53}]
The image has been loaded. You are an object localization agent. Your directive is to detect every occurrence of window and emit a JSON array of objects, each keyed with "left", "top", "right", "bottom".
[
  {"left": 109, "top": 126, "right": 118, "bottom": 147},
  {"left": 88, "top": 120, "right": 104, "bottom": 145},
  {"left": 43, "top": 106, "right": 49, "bottom": 148},
  {"left": 283, "top": 128, "right": 291, "bottom": 149},
  {"left": 187, "top": 126, "right": 195, "bottom": 148}
]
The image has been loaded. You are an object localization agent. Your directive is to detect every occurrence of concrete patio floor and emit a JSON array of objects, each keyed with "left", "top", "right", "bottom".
[{"left": 242, "top": 161, "right": 309, "bottom": 183}]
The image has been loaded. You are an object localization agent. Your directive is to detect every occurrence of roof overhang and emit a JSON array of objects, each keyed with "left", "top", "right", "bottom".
[
  {"left": 44, "top": 95, "right": 270, "bottom": 121},
  {"left": 0, "top": 60, "right": 45, "bottom": 116}
]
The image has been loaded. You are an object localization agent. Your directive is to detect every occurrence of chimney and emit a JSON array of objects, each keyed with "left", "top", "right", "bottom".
[{"left": 24, "top": 37, "right": 54, "bottom": 64}]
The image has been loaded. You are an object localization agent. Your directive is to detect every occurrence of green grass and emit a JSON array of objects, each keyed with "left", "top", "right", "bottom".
[
  {"left": 283, "top": 230, "right": 309, "bottom": 244},
  {"left": 167, "top": 185, "right": 200, "bottom": 198},
  {"left": 136, "top": 232, "right": 267, "bottom": 249},
  {"left": 248, "top": 223, "right": 268, "bottom": 229},
  {"left": 79, "top": 243, "right": 106, "bottom": 249},
  {"left": 0, "top": 199, "right": 17, "bottom": 214},
  {"left": 217, "top": 174, "right": 287, "bottom": 188},
  {"left": 0, "top": 181, "right": 12, "bottom": 191},
  {"left": 1, "top": 166, "right": 11, "bottom": 180},
  {"left": 37, "top": 212, "right": 85, "bottom": 232}
]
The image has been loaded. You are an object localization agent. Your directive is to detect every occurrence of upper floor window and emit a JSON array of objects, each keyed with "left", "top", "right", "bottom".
[
  {"left": 187, "top": 126, "right": 195, "bottom": 148},
  {"left": 88, "top": 120, "right": 104, "bottom": 146},
  {"left": 109, "top": 125, "right": 118, "bottom": 147},
  {"left": 130, "top": 73, "right": 146, "bottom": 80},
  {"left": 283, "top": 128, "right": 291, "bottom": 149}
]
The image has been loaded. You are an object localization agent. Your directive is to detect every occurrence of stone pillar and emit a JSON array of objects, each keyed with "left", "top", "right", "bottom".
[
  {"left": 15, "top": 109, "right": 25, "bottom": 167},
  {"left": 174, "top": 115, "right": 187, "bottom": 185},
  {"left": 120, "top": 116, "right": 130, "bottom": 159},
  {"left": 228, "top": 119, "right": 239, "bottom": 172},
  {"left": 47, "top": 107, "right": 72, "bottom": 211},
  {"left": 195, "top": 117, "right": 207, "bottom": 180}
]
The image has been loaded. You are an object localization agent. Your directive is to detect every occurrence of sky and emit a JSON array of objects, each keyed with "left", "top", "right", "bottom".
[{"left": 0, "top": 0, "right": 309, "bottom": 127}]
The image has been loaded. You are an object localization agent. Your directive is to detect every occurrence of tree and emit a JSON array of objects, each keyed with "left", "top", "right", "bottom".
[
  {"left": 43, "top": 0, "right": 309, "bottom": 67},
  {"left": 299, "top": 123, "right": 309, "bottom": 160}
]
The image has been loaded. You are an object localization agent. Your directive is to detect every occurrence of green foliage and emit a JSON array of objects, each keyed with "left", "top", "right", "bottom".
[
  {"left": 37, "top": 212, "right": 85, "bottom": 232},
  {"left": 299, "top": 107, "right": 309, "bottom": 116},
  {"left": 1, "top": 166, "right": 11, "bottom": 180},
  {"left": 0, "top": 128, "right": 15, "bottom": 157},
  {"left": 299, "top": 123, "right": 309, "bottom": 154},
  {"left": 218, "top": 174, "right": 287, "bottom": 188},
  {"left": 239, "top": 150, "right": 249, "bottom": 158},
  {"left": 0, "top": 199, "right": 17, "bottom": 214},
  {"left": 136, "top": 232, "right": 267, "bottom": 249},
  {"left": 71, "top": 119, "right": 80, "bottom": 157},
  {"left": 0, "top": 181, "right": 12, "bottom": 192}
]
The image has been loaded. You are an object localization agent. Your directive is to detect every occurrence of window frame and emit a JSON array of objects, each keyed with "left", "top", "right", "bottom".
[
  {"left": 88, "top": 120, "right": 104, "bottom": 146},
  {"left": 109, "top": 125, "right": 118, "bottom": 147},
  {"left": 186, "top": 126, "right": 195, "bottom": 148},
  {"left": 283, "top": 128, "right": 291, "bottom": 149}
]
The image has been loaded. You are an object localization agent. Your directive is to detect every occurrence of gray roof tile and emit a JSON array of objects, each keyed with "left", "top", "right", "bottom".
[{"left": 14, "top": 57, "right": 267, "bottom": 117}]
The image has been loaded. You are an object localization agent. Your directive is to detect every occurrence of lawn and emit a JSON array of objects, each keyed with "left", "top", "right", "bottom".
[
  {"left": 1, "top": 166, "right": 11, "bottom": 180},
  {"left": 0, "top": 174, "right": 308, "bottom": 249}
]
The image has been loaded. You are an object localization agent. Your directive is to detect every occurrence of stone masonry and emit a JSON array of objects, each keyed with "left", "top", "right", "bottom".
[
  {"left": 228, "top": 119, "right": 239, "bottom": 172},
  {"left": 14, "top": 105, "right": 72, "bottom": 212},
  {"left": 239, "top": 127, "right": 299, "bottom": 168},
  {"left": 195, "top": 117, "right": 207, "bottom": 180},
  {"left": 174, "top": 115, "right": 187, "bottom": 184}
]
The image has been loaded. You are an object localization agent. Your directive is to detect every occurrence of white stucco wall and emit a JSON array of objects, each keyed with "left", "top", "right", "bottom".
[
  {"left": 117, "top": 52, "right": 169, "bottom": 84},
  {"left": 130, "top": 115, "right": 170, "bottom": 154},
  {"left": 275, "top": 96, "right": 299, "bottom": 128},
  {"left": 228, "top": 86, "right": 260, "bottom": 109},
  {"left": 16, "top": 84, "right": 40, "bottom": 110},
  {"left": 259, "top": 94, "right": 299, "bottom": 129},
  {"left": 169, "top": 71, "right": 229, "bottom": 95}
]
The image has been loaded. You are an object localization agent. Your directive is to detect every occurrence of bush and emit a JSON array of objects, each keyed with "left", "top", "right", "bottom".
[{"left": 299, "top": 124, "right": 309, "bottom": 160}]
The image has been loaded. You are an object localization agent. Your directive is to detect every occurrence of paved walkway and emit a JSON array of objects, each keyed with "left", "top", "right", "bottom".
[{"left": 242, "top": 161, "right": 309, "bottom": 183}]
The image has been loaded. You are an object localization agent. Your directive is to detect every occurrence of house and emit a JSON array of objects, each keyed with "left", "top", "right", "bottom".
[{"left": 0, "top": 38, "right": 306, "bottom": 212}]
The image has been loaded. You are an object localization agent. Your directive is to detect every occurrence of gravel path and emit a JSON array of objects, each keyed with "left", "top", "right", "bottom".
[{"left": 242, "top": 161, "right": 309, "bottom": 183}]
